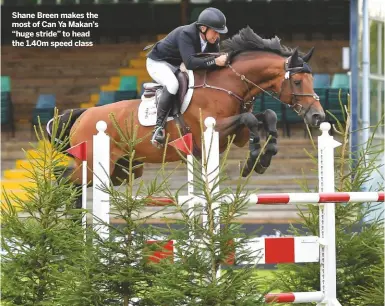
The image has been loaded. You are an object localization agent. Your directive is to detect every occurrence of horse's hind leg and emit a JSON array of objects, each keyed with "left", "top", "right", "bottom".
[{"left": 110, "top": 156, "right": 144, "bottom": 186}]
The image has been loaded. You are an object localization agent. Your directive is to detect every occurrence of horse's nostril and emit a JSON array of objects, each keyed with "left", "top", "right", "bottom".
[
  {"left": 311, "top": 113, "right": 325, "bottom": 127},
  {"left": 312, "top": 113, "right": 325, "bottom": 122}
]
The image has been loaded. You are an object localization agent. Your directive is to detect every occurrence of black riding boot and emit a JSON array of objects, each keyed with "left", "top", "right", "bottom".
[{"left": 151, "top": 87, "right": 176, "bottom": 148}]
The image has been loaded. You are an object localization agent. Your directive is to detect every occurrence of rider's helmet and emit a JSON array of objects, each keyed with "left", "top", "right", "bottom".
[{"left": 196, "top": 7, "right": 228, "bottom": 34}]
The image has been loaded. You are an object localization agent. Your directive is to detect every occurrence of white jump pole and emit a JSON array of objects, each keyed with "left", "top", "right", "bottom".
[
  {"left": 93, "top": 121, "right": 110, "bottom": 240},
  {"left": 187, "top": 152, "right": 195, "bottom": 239},
  {"left": 82, "top": 157, "right": 87, "bottom": 232},
  {"left": 317, "top": 122, "right": 342, "bottom": 306},
  {"left": 187, "top": 155, "right": 194, "bottom": 196},
  {"left": 202, "top": 117, "right": 221, "bottom": 279},
  {"left": 202, "top": 117, "right": 220, "bottom": 227}
]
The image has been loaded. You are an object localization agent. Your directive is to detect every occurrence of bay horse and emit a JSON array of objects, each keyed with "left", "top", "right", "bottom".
[{"left": 50, "top": 27, "right": 325, "bottom": 201}]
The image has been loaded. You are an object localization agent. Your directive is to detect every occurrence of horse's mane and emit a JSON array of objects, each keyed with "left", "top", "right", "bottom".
[{"left": 222, "top": 26, "right": 303, "bottom": 58}]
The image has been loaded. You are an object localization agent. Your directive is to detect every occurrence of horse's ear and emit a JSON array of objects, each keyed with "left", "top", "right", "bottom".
[
  {"left": 302, "top": 47, "right": 315, "bottom": 63},
  {"left": 289, "top": 48, "right": 300, "bottom": 68}
]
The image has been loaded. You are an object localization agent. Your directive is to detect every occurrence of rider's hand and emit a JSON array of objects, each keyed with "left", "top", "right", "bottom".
[{"left": 215, "top": 53, "right": 228, "bottom": 66}]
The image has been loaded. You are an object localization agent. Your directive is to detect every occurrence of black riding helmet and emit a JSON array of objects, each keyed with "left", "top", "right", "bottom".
[{"left": 196, "top": 7, "right": 228, "bottom": 34}]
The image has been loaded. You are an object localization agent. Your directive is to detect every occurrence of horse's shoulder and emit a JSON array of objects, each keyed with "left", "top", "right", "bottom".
[{"left": 192, "top": 70, "right": 206, "bottom": 77}]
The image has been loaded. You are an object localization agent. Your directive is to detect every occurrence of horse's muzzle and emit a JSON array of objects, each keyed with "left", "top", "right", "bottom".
[
  {"left": 305, "top": 110, "right": 325, "bottom": 127},
  {"left": 313, "top": 113, "right": 325, "bottom": 127}
]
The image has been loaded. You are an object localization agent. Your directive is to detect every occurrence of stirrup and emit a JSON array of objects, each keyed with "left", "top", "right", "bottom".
[{"left": 151, "top": 126, "right": 166, "bottom": 148}]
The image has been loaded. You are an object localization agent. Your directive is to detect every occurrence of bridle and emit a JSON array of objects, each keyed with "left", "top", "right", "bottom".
[
  {"left": 279, "top": 58, "right": 320, "bottom": 115},
  {"left": 227, "top": 57, "right": 320, "bottom": 116},
  {"left": 191, "top": 54, "right": 319, "bottom": 116}
]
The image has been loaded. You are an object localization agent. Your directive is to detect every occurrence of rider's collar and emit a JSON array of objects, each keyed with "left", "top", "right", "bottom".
[{"left": 199, "top": 34, "right": 207, "bottom": 51}]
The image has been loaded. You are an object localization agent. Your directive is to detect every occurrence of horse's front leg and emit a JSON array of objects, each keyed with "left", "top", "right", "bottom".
[
  {"left": 216, "top": 112, "right": 276, "bottom": 177},
  {"left": 233, "top": 110, "right": 278, "bottom": 177},
  {"left": 253, "top": 109, "right": 278, "bottom": 175},
  {"left": 223, "top": 112, "right": 265, "bottom": 177}
]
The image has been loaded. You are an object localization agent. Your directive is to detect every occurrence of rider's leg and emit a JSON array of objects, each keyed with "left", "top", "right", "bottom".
[
  {"left": 146, "top": 58, "right": 179, "bottom": 146},
  {"left": 152, "top": 87, "right": 175, "bottom": 144}
]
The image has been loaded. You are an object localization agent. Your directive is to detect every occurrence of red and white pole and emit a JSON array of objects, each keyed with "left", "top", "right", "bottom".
[
  {"left": 265, "top": 291, "right": 324, "bottom": 303},
  {"left": 249, "top": 192, "right": 384, "bottom": 204}
]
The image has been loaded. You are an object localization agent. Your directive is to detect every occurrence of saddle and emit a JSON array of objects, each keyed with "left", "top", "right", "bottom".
[
  {"left": 142, "top": 69, "right": 190, "bottom": 115},
  {"left": 138, "top": 66, "right": 195, "bottom": 134}
]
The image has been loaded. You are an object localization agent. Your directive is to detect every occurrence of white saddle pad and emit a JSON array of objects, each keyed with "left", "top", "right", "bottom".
[{"left": 138, "top": 70, "right": 195, "bottom": 127}]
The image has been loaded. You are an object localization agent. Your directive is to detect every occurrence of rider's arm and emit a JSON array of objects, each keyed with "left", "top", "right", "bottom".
[{"left": 178, "top": 32, "right": 217, "bottom": 70}]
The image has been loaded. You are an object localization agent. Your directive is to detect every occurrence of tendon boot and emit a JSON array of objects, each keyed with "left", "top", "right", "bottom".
[
  {"left": 240, "top": 133, "right": 261, "bottom": 177},
  {"left": 151, "top": 87, "right": 176, "bottom": 148}
]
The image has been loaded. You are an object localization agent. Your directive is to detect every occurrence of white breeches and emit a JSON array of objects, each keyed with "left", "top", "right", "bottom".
[{"left": 146, "top": 58, "right": 179, "bottom": 95}]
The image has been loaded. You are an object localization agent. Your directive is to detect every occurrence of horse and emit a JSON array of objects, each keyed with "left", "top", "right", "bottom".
[{"left": 49, "top": 26, "right": 325, "bottom": 203}]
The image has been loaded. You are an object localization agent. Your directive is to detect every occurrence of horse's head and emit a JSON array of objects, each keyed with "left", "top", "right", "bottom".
[
  {"left": 221, "top": 27, "right": 325, "bottom": 127},
  {"left": 276, "top": 48, "right": 325, "bottom": 127}
]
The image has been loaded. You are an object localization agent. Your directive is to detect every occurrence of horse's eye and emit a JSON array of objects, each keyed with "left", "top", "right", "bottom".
[{"left": 294, "top": 80, "right": 301, "bottom": 86}]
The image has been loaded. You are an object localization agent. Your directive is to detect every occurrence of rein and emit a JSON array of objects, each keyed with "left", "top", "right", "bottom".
[{"left": 189, "top": 70, "right": 254, "bottom": 112}]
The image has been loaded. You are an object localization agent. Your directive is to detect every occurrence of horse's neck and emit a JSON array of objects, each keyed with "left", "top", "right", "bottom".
[
  {"left": 192, "top": 53, "right": 285, "bottom": 104},
  {"left": 231, "top": 54, "right": 285, "bottom": 100}
]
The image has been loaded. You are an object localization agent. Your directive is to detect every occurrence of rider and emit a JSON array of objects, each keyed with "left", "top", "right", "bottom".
[{"left": 145, "top": 7, "right": 229, "bottom": 147}]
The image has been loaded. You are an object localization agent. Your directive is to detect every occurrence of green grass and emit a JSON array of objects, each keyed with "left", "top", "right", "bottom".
[
  {"left": 254, "top": 269, "right": 276, "bottom": 279},
  {"left": 253, "top": 269, "right": 302, "bottom": 306}
]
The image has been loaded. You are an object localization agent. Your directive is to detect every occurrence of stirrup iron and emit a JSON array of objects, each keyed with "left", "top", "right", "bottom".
[{"left": 151, "top": 126, "right": 166, "bottom": 148}]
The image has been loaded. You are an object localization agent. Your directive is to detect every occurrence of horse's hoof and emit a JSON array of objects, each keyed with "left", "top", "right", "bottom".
[
  {"left": 266, "top": 143, "right": 278, "bottom": 156},
  {"left": 255, "top": 163, "right": 267, "bottom": 174},
  {"left": 239, "top": 161, "right": 252, "bottom": 177},
  {"left": 255, "top": 153, "right": 273, "bottom": 174}
]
